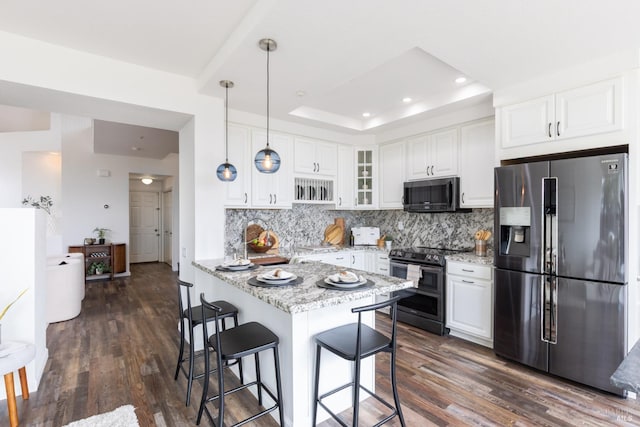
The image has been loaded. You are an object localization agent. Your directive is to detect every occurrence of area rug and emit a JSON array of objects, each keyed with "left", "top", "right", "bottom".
[{"left": 63, "top": 405, "right": 139, "bottom": 427}]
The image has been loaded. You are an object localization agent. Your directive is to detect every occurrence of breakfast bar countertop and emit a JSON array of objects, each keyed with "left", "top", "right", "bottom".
[{"left": 192, "top": 259, "right": 413, "bottom": 314}]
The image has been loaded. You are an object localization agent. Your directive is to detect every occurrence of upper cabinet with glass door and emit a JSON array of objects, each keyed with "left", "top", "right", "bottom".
[{"left": 355, "top": 148, "right": 378, "bottom": 209}]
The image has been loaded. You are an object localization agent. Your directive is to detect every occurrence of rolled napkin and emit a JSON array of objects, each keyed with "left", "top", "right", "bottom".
[
  {"left": 263, "top": 268, "right": 294, "bottom": 280},
  {"left": 225, "top": 258, "right": 251, "bottom": 267},
  {"left": 331, "top": 270, "right": 359, "bottom": 283}
]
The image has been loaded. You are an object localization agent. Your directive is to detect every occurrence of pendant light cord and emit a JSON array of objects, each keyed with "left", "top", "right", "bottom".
[
  {"left": 224, "top": 83, "right": 229, "bottom": 162},
  {"left": 266, "top": 42, "right": 270, "bottom": 148}
]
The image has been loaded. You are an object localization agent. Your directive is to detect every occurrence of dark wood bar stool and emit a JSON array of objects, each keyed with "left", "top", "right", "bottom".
[
  {"left": 197, "top": 293, "right": 284, "bottom": 427},
  {"left": 174, "top": 280, "right": 241, "bottom": 406},
  {"left": 312, "top": 295, "right": 406, "bottom": 427}
]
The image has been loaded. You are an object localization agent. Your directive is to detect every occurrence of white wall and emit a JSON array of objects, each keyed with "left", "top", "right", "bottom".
[
  {"left": 0, "top": 114, "right": 61, "bottom": 209},
  {"left": 22, "top": 151, "right": 62, "bottom": 254},
  {"left": 0, "top": 209, "right": 48, "bottom": 399}
]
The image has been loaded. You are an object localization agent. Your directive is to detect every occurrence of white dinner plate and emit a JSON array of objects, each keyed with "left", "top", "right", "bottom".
[
  {"left": 257, "top": 274, "right": 298, "bottom": 285},
  {"left": 324, "top": 276, "right": 366, "bottom": 288}
]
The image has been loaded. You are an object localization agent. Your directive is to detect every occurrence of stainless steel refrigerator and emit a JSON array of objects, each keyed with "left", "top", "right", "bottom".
[{"left": 494, "top": 153, "right": 627, "bottom": 395}]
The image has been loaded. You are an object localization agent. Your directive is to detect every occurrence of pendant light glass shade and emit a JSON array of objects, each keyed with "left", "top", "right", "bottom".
[
  {"left": 217, "top": 80, "right": 238, "bottom": 182},
  {"left": 255, "top": 38, "right": 281, "bottom": 173},
  {"left": 216, "top": 162, "right": 237, "bottom": 181}
]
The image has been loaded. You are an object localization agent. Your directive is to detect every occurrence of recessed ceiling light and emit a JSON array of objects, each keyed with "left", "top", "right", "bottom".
[
  {"left": 402, "top": 97, "right": 412, "bottom": 103},
  {"left": 131, "top": 146, "right": 141, "bottom": 151},
  {"left": 362, "top": 112, "right": 371, "bottom": 118},
  {"left": 455, "top": 76, "right": 467, "bottom": 84},
  {"left": 296, "top": 90, "right": 306, "bottom": 97}
]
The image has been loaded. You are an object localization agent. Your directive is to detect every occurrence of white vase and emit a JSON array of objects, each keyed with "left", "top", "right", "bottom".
[{"left": 385, "top": 241, "right": 392, "bottom": 250}]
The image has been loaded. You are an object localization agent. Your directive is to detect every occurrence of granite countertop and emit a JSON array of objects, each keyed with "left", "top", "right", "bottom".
[
  {"left": 193, "top": 259, "right": 413, "bottom": 314},
  {"left": 446, "top": 250, "right": 494, "bottom": 266},
  {"left": 610, "top": 339, "right": 640, "bottom": 394}
]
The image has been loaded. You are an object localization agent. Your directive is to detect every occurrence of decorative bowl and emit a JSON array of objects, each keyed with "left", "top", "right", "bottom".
[{"left": 248, "top": 239, "right": 274, "bottom": 253}]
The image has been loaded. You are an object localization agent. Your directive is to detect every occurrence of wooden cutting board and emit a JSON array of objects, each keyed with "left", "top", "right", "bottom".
[{"left": 324, "top": 224, "right": 343, "bottom": 245}]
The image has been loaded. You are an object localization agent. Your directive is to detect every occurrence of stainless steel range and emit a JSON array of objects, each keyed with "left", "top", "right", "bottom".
[{"left": 389, "top": 247, "right": 466, "bottom": 335}]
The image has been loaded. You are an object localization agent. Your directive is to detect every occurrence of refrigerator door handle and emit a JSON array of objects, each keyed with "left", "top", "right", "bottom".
[
  {"left": 542, "top": 276, "right": 558, "bottom": 344},
  {"left": 542, "top": 276, "right": 549, "bottom": 342},
  {"left": 550, "top": 277, "right": 557, "bottom": 344},
  {"left": 542, "top": 177, "right": 558, "bottom": 275}
]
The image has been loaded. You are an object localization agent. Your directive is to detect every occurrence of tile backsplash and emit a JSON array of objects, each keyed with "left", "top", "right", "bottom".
[{"left": 225, "top": 205, "right": 493, "bottom": 255}]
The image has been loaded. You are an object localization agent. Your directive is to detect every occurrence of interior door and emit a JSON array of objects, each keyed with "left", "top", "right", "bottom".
[
  {"left": 162, "top": 190, "right": 172, "bottom": 266},
  {"left": 130, "top": 191, "right": 159, "bottom": 263}
]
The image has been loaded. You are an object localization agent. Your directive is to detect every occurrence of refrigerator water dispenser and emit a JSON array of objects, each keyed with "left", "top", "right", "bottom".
[{"left": 499, "top": 207, "right": 531, "bottom": 256}]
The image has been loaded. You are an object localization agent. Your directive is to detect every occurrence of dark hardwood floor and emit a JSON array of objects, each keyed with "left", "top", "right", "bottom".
[{"left": 4, "top": 262, "right": 640, "bottom": 426}]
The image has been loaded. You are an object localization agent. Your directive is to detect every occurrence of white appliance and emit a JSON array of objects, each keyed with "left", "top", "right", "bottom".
[{"left": 352, "top": 227, "right": 380, "bottom": 246}]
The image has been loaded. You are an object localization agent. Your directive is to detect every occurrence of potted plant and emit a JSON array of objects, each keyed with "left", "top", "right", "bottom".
[
  {"left": 93, "top": 227, "right": 110, "bottom": 244},
  {"left": 88, "top": 261, "right": 109, "bottom": 276}
]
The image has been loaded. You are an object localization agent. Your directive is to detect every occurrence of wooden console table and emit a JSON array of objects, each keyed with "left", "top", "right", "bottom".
[{"left": 68, "top": 243, "right": 126, "bottom": 281}]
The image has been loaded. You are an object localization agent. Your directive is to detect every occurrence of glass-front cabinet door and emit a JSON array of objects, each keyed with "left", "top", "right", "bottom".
[{"left": 355, "top": 148, "right": 377, "bottom": 208}]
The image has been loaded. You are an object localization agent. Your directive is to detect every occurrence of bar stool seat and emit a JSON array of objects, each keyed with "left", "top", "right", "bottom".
[
  {"left": 174, "top": 280, "right": 241, "bottom": 406},
  {"left": 197, "top": 293, "right": 284, "bottom": 427},
  {"left": 0, "top": 341, "right": 36, "bottom": 427},
  {"left": 312, "top": 296, "right": 406, "bottom": 427}
]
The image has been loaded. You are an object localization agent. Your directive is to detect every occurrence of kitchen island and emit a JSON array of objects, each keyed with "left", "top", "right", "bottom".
[{"left": 193, "top": 259, "right": 413, "bottom": 427}]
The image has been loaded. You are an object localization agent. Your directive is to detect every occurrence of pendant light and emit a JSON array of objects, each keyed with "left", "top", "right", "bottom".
[
  {"left": 254, "top": 38, "right": 281, "bottom": 173},
  {"left": 216, "top": 80, "right": 238, "bottom": 182}
]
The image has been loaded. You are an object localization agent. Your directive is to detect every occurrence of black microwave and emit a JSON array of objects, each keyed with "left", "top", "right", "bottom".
[{"left": 403, "top": 177, "right": 468, "bottom": 213}]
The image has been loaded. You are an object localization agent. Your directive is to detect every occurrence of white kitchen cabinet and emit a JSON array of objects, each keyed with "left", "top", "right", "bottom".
[
  {"left": 374, "top": 252, "right": 390, "bottom": 276},
  {"left": 297, "top": 250, "right": 378, "bottom": 273},
  {"left": 406, "top": 129, "right": 458, "bottom": 180},
  {"left": 335, "top": 145, "right": 354, "bottom": 209},
  {"left": 350, "top": 251, "right": 366, "bottom": 270},
  {"left": 500, "top": 77, "right": 622, "bottom": 148},
  {"left": 379, "top": 141, "right": 405, "bottom": 209},
  {"left": 294, "top": 137, "right": 337, "bottom": 177},
  {"left": 459, "top": 119, "right": 495, "bottom": 208},
  {"left": 446, "top": 261, "right": 493, "bottom": 348},
  {"left": 354, "top": 147, "right": 378, "bottom": 209},
  {"left": 223, "top": 124, "right": 252, "bottom": 207},
  {"left": 322, "top": 252, "right": 351, "bottom": 268},
  {"left": 251, "top": 130, "right": 293, "bottom": 208}
]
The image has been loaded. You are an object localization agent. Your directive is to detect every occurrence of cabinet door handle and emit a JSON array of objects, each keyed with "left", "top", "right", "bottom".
[
  {"left": 431, "top": 165, "right": 434, "bottom": 175},
  {"left": 338, "top": 197, "right": 342, "bottom": 206},
  {"left": 461, "top": 192, "right": 465, "bottom": 204},
  {"left": 352, "top": 255, "right": 355, "bottom": 264},
  {"left": 548, "top": 122, "right": 552, "bottom": 138},
  {"left": 244, "top": 192, "right": 247, "bottom": 204},
  {"left": 273, "top": 194, "right": 277, "bottom": 204},
  {"left": 462, "top": 268, "right": 475, "bottom": 273},
  {"left": 317, "top": 163, "right": 320, "bottom": 173},
  {"left": 426, "top": 165, "right": 430, "bottom": 176},
  {"left": 313, "top": 162, "right": 317, "bottom": 172},
  {"left": 462, "top": 279, "right": 475, "bottom": 284},
  {"left": 269, "top": 194, "right": 273, "bottom": 204},
  {"left": 556, "top": 121, "right": 560, "bottom": 136}
]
